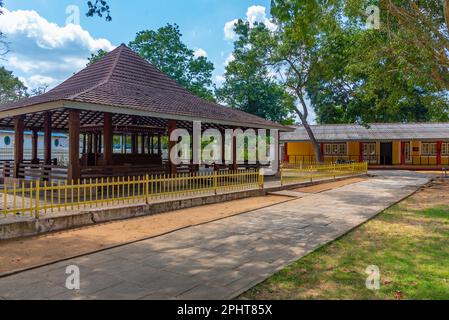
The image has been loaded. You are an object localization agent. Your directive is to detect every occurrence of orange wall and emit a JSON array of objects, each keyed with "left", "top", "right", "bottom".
[{"left": 285, "top": 141, "right": 445, "bottom": 165}]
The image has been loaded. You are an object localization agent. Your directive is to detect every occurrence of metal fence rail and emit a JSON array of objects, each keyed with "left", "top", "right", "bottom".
[
  {"left": 281, "top": 162, "right": 368, "bottom": 186},
  {"left": 1, "top": 169, "right": 263, "bottom": 218}
]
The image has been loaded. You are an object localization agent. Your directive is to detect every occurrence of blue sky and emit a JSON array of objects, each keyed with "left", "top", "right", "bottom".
[{"left": 1, "top": 0, "right": 273, "bottom": 89}]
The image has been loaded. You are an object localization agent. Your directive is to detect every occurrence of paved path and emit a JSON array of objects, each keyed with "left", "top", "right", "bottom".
[{"left": 0, "top": 171, "right": 432, "bottom": 300}]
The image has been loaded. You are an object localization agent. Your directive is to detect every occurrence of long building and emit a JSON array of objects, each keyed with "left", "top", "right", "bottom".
[{"left": 281, "top": 123, "right": 449, "bottom": 169}]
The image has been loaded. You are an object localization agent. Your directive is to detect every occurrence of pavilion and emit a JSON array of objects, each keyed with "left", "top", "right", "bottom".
[{"left": 0, "top": 44, "right": 288, "bottom": 182}]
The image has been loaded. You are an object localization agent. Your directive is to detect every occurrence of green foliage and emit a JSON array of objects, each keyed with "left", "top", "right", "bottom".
[
  {"left": 270, "top": 0, "right": 449, "bottom": 124},
  {"left": 216, "top": 21, "right": 295, "bottom": 124},
  {"left": 86, "top": 0, "right": 111, "bottom": 21},
  {"left": 0, "top": 67, "right": 28, "bottom": 104},
  {"left": 129, "top": 24, "right": 215, "bottom": 102},
  {"left": 87, "top": 49, "right": 108, "bottom": 66}
]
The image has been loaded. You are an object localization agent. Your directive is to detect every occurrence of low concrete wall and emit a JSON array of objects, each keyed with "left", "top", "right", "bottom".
[
  {"left": 0, "top": 174, "right": 368, "bottom": 240},
  {"left": 0, "top": 189, "right": 265, "bottom": 240}
]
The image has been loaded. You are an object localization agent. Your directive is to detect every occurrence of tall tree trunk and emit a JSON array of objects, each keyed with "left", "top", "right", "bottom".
[
  {"left": 295, "top": 94, "right": 322, "bottom": 163},
  {"left": 301, "top": 118, "right": 322, "bottom": 163}
]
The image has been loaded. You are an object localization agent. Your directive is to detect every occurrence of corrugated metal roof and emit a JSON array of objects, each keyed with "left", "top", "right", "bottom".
[{"left": 281, "top": 123, "right": 449, "bottom": 141}]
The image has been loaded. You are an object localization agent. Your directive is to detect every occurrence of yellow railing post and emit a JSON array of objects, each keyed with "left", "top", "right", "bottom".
[
  {"left": 145, "top": 174, "right": 149, "bottom": 204},
  {"left": 35, "top": 181, "right": 40, "bottom": 219},
  {"left": 258, "top": 170, "right": 264, "bottom": 189},
  {"left": 213, "top": 171, "right": 218, "bottom": 195}
]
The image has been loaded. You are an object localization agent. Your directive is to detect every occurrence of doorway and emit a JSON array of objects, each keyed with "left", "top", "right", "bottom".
[{"left": 380, "top": 142, "right": 393, "bottom": 165}]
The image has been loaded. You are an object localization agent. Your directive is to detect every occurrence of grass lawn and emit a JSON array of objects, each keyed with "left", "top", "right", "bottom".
[{"left": 241, "top": 177, "right": 449, "bottom": 300}]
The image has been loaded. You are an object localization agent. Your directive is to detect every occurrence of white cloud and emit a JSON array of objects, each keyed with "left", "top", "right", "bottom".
[
  {"left": 193, "top": 48, "right": 208, "bottom": 58},
  {"left": 246, "top": 6, "right": 277, "bottom": 32},
  {"left": 223, "top": 6, "right": 277, "bottom": 41},
  {"left": 214, "top": 75, "right": 225, "bottom": 87},
  {"left": 224, "top": 53, "right": 235, "bottom": 67},
  {"left": 224, "top": 19, "right": 239, "bottom": 41},
  {"left": 0, "top": 8, "right": 115, "bottom": 90}
]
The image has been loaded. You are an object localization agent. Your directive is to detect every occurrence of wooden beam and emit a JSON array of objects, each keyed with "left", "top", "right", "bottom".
[
  {"left": 131, "top": 134, "right": 137, "bottom": 154},
  {"left": 232, "top": 135, "right": 237, "bottom": 171},
  {"left": 168, "top": 120, "right": 177, "bottom": 175},
  {"left": 31, "top": 130, "right": 39, "bottom": 164},
  {"left": 157, "top": 134, "right": 162, "bottom": 156},
  {"left": 68, "top": 110, "right": 81, "bottom": 182},
  {"left": 103, "top": 113, "right": 113, "bottom": 165},
  {"left": 44, "top": 112, "right": 52, "bottom": 165},
  {"left": 13, "top": 116, "right": 25, "bottom": 178},
  {"left": 140, "top": 134, "right": 145, "bottom": 154}
]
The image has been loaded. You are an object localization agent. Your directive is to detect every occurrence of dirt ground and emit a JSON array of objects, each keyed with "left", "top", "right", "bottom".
[
  {"left": 0, "top": 195, "right": 292, "bottom": 275},
  {"left": 404, "top": 177, "right": 449, "bottom": 210},
  {"left": 0, "top": 176, "right": 371, "bottom": 276}
]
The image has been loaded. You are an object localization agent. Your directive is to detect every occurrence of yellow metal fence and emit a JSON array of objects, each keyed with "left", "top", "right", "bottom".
[
  {"left": 1, "top": 170, "right": 263, "bottom": 218},
  {"left": 281, "top": 162, "right": 368, "bottom": 186}
]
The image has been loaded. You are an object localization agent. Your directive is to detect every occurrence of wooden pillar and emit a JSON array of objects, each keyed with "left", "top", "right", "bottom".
[
  {"left": 140, "top": 134, "right": 145, "bottom": 154},
  {"left": 93, "top": 133, "right": 98, "bottom": 165},
  {"left": 82, "top": 133, "right": 87, "bottom": 154},
  {"left": 68, "top": 110, "right": 81, "bottom": 182},
  {"left": 168, "top": 120, "right": 177, "bottom": 175},
  {"left": 233, "top": 134, "right": 239, "bottom": 171},
  {"left": 87, "top": 133, "right": 93, "bottom": 154},
  {"left": 157, "top": 134, "right": 162, "bottom": 156},
  {"left": 131, "top": 134, "right": 137, "bottom": 154},
  {"left": 44, "top": 112, "right": 52, "bottom": 166},
  {"left": 103, "top": 113, "right": 113, "bottom": 165},
  {"left": 13, "top": 116, "right": 25, "bottom": 178},
  {"left": 31, "top": 130, "right": 39, "bottom": 164}
]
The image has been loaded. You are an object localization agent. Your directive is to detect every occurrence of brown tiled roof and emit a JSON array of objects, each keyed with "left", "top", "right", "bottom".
[{"left": 0, "top": 44, "right": 287, "bottom": 130}]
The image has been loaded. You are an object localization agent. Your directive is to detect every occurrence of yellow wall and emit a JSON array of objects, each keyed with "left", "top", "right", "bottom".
[{"left": 285, "top": 140, "right": 448, "bottom": 166}]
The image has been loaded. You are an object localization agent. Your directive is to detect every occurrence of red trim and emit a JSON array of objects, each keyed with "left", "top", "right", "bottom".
[
  {"left": 320, "top": 143, "right": 325, "bottom": 161},
  {"left": 359, "top": 142, "right": 364, "bottom": 162},
  {"left": 401, "top": 142, "right": 406, "bottom": 165},
  {"left": 284, "top": 142, "right": 289, "bottom": 162},
  {"left": 437, "top": 141, "right": 442, "bottom": 165}
]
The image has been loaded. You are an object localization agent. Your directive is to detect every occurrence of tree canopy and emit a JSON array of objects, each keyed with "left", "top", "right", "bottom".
[
  {"left": 0, "top": 67, "right": 28, "bottom": 104},
  {"left": 216, "top": 21, "right": 295, "bottom": 124},
  {"left": 129, "top": 24, "right": 215, "bottom": 101}
]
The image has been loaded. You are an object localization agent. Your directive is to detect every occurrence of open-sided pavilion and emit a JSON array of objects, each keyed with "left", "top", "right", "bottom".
[{"left": 0, "top": 44, "right": 287, "bottom": 183}]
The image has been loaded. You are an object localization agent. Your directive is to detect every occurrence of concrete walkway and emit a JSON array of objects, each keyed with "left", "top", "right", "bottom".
[{"left": 0, "top": 171, "right": 432, "bottom": 300}]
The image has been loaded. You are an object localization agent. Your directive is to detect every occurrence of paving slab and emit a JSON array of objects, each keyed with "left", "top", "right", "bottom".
[{"left": 0, "top": 171, "right": 433, "bottom": 300}]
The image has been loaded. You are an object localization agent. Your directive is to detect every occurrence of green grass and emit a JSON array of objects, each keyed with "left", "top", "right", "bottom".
[{"left": 240, "top": 187, "right": 449, "bottom": 300}]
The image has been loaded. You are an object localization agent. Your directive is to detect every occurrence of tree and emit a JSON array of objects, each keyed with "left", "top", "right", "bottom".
[
  {"left": 86, "top": 0, "right": 111, "bottom": 21},
  {"left": 129, "top": 24, "right": 215, "bottom": 101},
  {"left": 216, "top": 21, "right": 295, "bottom": 124},
  {"left": 0, "top": 0, "right": 8, "bottom": 57},
  {"left": 0, "top": 67, "right": 28, "bottom": 104},
  {"left": 87, "top": 49, "right": 108, "bottom": 66},
  {"left": 376, "top": 0, "right": 449, "bottom": 91},
  {"left": 306, "top": 12, "right": 449, "bottom": 124},
  {"left": 266, "top": 0, "right": 337, "bottom": 162}
]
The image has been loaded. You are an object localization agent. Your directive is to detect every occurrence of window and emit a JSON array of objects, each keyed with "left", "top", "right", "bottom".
[
  {"left": 363, "top": 143, "right": 376, "bottom": 156},
  {"left": 324, "top": 143, "right": 347, "bottom": 156},
  {"left": 421, "top": 142, "right": 437, "bottom": 156},
  {"left": 442, "top": 142, "right": 449, "bottom": 156}
]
